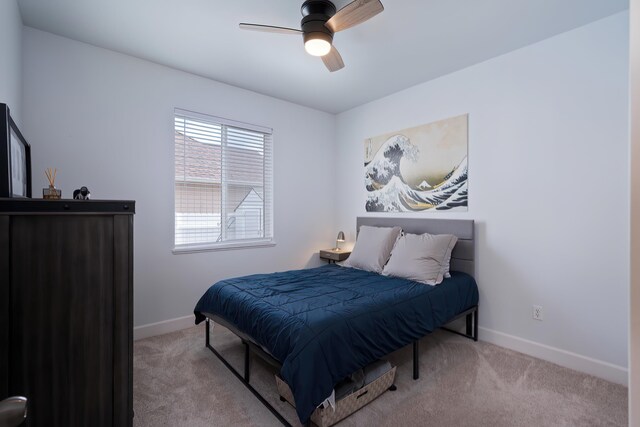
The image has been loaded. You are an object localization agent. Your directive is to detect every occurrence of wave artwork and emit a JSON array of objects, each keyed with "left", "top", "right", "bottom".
[{"left": 364, "top": 114, "right": 468, "bottom": 212}]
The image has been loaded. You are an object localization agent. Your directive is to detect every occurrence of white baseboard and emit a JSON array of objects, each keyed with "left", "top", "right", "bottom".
[
  {"left": 479, "top": 326, "right": 628, "bottom": 386},
  {"left": 134, "top": 315, "right": 195, "bottom": 341}
]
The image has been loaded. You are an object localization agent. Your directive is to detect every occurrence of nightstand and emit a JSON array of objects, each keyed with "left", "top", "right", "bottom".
[{"left": 319, "top": 249, "right": 351, "bottom": 264}]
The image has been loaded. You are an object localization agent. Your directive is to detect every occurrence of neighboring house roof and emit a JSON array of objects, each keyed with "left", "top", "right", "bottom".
[
  {"left": 235, "top": 188, "right": 263, "bottom": 210},
  {"left": 174, "top": 131, "right": 264, "bottom": 184}
]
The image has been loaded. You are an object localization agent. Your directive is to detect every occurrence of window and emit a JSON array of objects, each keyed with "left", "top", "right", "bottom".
[{"left": 174, "top": 108, "right": 273, "bottom": 251}]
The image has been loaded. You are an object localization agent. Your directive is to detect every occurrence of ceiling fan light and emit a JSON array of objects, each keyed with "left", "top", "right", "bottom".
[
  {"left": 305, "top": 38, "right": 331, "bottom": 56},
  {"left": 303, "top": 31, "right": 332, "bottom": 56}
]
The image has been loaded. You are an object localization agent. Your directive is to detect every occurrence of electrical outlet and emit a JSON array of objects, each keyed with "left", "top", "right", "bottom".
[{"left": 533, "top": 305, "right": 543, "bottom": 321}]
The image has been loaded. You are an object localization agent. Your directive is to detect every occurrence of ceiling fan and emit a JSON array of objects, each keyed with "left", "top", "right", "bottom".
[{"left": 239, "top": 0, "right": 384, "bottom": 72}]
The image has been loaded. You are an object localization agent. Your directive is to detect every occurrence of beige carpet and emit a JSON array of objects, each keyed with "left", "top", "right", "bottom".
[{"left": 133, "top": 324, "right": 627, "bottom": 426}]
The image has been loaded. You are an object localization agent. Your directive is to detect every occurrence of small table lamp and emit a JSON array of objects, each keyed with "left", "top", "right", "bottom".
[{"left": 334, "top": 231, "right": 345, "bottom": 251}]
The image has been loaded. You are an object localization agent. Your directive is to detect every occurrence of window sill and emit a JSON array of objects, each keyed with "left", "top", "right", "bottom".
[{"left": 172, "top": 239, "right": 276, "bottom": 254}]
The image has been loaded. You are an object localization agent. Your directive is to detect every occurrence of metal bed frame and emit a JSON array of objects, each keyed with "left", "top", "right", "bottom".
[
  {"left": 204, "top": 307, "right": 477, "bottom": 427},
  {"left": 203, "top": 218, "right": 478, "bottom": 426}
]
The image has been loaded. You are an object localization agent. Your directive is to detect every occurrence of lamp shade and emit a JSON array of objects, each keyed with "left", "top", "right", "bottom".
[{"left": 336, "top": 231, "right": 345, "bottom": 242}]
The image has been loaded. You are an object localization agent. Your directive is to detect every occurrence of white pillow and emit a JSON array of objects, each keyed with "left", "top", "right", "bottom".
[
  {"left": 382, "top": 232, "right": 458, "bottom": 285},
  {"left": 343, "top": 226, "right": 402, "bottom": 273}
]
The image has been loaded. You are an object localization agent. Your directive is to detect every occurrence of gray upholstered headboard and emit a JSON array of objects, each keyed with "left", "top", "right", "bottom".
[{"left": 356, "top": 217, "right": 475, "bottom": 277}]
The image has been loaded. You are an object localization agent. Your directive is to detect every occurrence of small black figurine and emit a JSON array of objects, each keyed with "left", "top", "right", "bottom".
[{"left": 73, "top": 186, "right": 91, "bottom": 200}]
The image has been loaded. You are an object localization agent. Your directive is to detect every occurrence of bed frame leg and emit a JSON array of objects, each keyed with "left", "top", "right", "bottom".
[
  {"left": 473, "top": 308, "right": 479, "bottom": 342},
  {"left": 465, "top": 312, "right": 473, "bottom": 336},
  {"left": 244, "top": 341, "right": 251, "bottom": 383},
  {"left": 413, "top": 341, "right": 419, "bottom": 380},
  {"left": 204, "top": 320, "right": 291, "bottom": 427},
  {"left": 205, "top": 318, "right": 210, "bottom": 347}
]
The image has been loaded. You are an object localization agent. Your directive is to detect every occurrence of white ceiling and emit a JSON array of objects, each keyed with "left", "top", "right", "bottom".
[{"left": 18, "top": 0, "right": 628, "bottom": 114}]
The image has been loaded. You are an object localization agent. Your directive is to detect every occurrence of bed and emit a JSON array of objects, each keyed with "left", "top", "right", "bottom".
[{"left": 194, "top": 217, "right": 479, "bottom": 426}]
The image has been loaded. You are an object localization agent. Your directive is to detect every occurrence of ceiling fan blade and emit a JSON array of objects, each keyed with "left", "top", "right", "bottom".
[
  {"left": 322, "top": 46, "right": 345, "bottom": 72},
  {"left": 239, "top": 23, "right": 302, "bottom": 35},
  {"left": 325, "top": 0, "right": 384, "bottom": 33}
]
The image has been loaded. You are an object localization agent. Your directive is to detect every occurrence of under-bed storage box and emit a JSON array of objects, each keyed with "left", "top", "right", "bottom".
[{"left": 275, "top": 366, "right": 396, "bottom": 427}]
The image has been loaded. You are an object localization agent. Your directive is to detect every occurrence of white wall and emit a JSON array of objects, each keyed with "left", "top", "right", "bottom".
[
  {"left": 629, "top": 0, "right": 640, "bottom": 422},
  {"left": 21, "top": 28, "right": 336, "bottom": 328},
  {"left": 0, "top": 0, "right": 23, "bottom": 124},
  {"left": 335, "top": 13, "right": 630, "bottom": 382}
]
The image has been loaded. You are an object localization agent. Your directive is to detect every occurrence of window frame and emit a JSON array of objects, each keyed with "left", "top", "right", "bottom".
[{"left": 172, "top": 108, "right": 275, "bottom": 254}]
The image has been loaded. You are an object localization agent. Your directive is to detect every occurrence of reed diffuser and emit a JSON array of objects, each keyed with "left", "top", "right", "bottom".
[{"left": 43, "top": 168, "right": 62, "bottom": 200}]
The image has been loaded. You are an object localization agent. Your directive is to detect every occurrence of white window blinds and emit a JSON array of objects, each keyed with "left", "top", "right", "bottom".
[{"left": 174, "top": 108, "right": 273, "bottom": 250}]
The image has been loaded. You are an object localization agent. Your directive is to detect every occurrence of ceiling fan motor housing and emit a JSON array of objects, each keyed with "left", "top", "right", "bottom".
[{"left": 301, "top": 0, "right": 336, "bottom": 45}]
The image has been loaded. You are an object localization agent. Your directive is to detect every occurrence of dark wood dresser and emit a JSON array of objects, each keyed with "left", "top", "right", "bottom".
[{"left": 0, "top": 199, "right": 135, "bottom": 426}]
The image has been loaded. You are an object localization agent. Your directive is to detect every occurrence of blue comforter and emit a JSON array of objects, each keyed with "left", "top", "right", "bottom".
[{"left": 194, "top": 264, "right": 478, "bottom": 423}]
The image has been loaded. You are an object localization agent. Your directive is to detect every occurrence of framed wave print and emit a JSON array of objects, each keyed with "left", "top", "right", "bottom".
[{"left": 364, "top": 114, "right": 468, "bottom": 212}]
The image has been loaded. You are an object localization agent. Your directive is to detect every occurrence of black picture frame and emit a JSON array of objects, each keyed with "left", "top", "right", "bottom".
[{"left": 0, "top": 103, "right": 32, "bottom": 198}]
